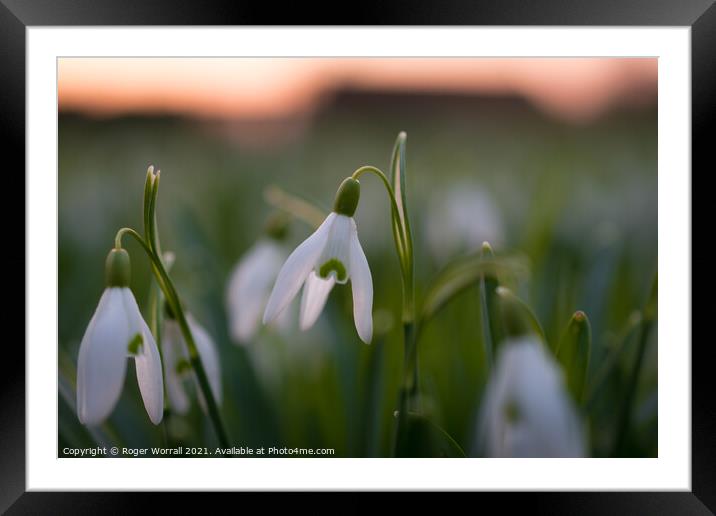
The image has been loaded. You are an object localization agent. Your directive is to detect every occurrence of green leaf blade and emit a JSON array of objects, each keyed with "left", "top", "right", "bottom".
[{"left": 557, "top": 310, "right": 592, "bottom": 403}]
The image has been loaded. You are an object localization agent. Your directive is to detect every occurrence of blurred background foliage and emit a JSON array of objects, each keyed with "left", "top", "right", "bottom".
[{"left": 58, "top": 73, "right": 657, "bottom": 457}]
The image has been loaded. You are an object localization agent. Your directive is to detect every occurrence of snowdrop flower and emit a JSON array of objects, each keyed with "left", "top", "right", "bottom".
[
  {"left": 226, "top": 215, "right": 290, "bottom": 344},
  {"left": 426, "top": 183, "right": 504, "bottom": 263},
  {"left": 76, "top": 248, "right": 163, "bottom": 425},
  {"left": 162, "top": 312, "right": 221, "bottom": 414},
  {"left": 263, "top": 177, "right": 373, "bottom": 343},
  {"left": 476, "top": 336, "right": 585, "bottom": 457}
]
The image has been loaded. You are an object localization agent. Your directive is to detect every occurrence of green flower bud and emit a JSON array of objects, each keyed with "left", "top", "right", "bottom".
[
  {"left": 333, "top": 177, "right": 361, "bottom": 217},
  {"left": 105, "top": 248, "right": 131, "bottom": 288}
]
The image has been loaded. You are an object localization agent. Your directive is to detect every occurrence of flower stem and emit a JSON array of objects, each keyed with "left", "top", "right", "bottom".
[
  {"left": 352, "top": 162, "right": 418, "bottom": 456},
  {"left": 404, "top": 323, "right": 418, "bottom": 402},
  {"left": 351, "top": 165, "right": 413, "bottom": 288},
  {"left": 114, "top": 228, "right": 231, "bottom": 450},
  {"left": 144, "top": 171, "right": 230, "bottom": 449},
  {"left": 613, "top": 273, "right": 657, "bottom": 456},
  {"left": 171, "top": 296, "right": 231, "bottom": 449},
  {"left": 479, "top": 244, "right": 501, "bottom": 371},
  {"left": 393, "top": 321, "right": 418, "bottom": 457},
  {"left": 479, "top": 279, "right": 494, "bottom": 370}
]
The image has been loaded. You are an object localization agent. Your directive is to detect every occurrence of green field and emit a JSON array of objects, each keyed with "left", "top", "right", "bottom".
[{"left": 58, "top": 92, "right": 657, "bottom": 457}]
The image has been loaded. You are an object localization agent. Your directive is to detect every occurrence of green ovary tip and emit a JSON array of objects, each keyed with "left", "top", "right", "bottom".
[
  {"left": 105, "top": 248, "right": 131, "bottom": 288},
  {"left": 319, "top": 259, "right": 347, "bottom": 282},
  {"left": 333, "top": 177, "right": 361, "bottom": 217}
]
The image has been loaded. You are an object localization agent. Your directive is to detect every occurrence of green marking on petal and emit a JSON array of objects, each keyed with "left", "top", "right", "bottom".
[
  {"left": 319, "top": 259, "right": 347, "bottom": 282},
  {"left": 127, "top": 333, "right": 143, "bottom": 355},
  {"left": 175, "top": 358, "right": 192, "bottom": 375},
  {"left": 504, "top": 400, "right": 520, "bottom": 424}
]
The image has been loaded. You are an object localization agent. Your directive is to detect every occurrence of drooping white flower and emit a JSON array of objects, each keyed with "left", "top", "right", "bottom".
[
  {"left": 426, "top": 183, "right": 504, "bottom": 263},
  {"left": 226, "top": 239, "right": 287, "bottom": 344},
  {"left": 262, "top": 178, "right": 373, "bottom": 343},
  {"left": 476, "top": 336, "right": 586, "bottom": 457},
  {"left": 162, "top": 314, "right": 222, "bottom": 415},
  {"left": 76, "top": 249, "right": 163, "bottom": 426}
]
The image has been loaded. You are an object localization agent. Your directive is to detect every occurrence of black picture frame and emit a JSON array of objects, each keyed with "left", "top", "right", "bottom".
[{"left": 2, "top": 0, "right": 713, "bottom": 511}]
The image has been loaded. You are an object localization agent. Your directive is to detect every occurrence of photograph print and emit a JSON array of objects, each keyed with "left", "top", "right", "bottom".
[{"left": 58, "top": 57, "right": 658, "bottom": 459}]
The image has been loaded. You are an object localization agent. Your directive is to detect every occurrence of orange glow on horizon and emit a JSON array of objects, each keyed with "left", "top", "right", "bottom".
[{"left": 58, "top": 58, "right": 657, "bottom": 123}]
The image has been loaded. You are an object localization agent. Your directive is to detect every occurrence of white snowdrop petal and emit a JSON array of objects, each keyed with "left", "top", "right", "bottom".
[
  {"left": 263, "top": 213, "right": 335, "bottom": 323},
  {"left": 162, "top": 320, "right": 191, "bottom": 415},
  {"left": 226, "top": 241, "right": 285, "bottom": 344},
  {"left": 122, "top": 288, "right": 164, "bottom": 425},
  {"left": 348, "top": 222, "right": 373, "bottom": 344},
  {"left": 299, "top": 271, "right": 336, "bottom": 331},
  {"left": 511, "top": 341, "right": 584, "bottom": 457},
  {"left": 271, "top": 297, "right": 294, "bottom": 334},
  {"left": 317, "top": 214, "right": 352, "bottom": 284},
  {"left": 477, "top": 336, "right": 585, "bottom": 457},
  {"left": 133, "top": 322, "right": 164, "bottom": 425},
  {"left": 188, "top": 315, "right": 222, "bottom": 405},
  {"left": 76, "top": 288, "right": 130, "bottom": 425},
  {"left": 76, "top": 291, "right": 107, "bottom": 424}
]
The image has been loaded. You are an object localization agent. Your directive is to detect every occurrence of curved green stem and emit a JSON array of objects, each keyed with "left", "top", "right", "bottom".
[
  {"left": 149, "top": 178, "right": 230, "bottom": 450},
  {"left": 115, "top": 199, "right": 231, "bottom": 449},
  {"left": 116, "top": 228, "right": 230, "bottom": 449},
  {"left": 353, "top": 163, "right": 418, "bottom": 456},
  {"left": 156, "top": 263, "right": 230, "bottom": 447},
  {"left": 351, "top": 165, "right": 414, "bottom": 322},
  {"left": 351, "top": 166, "right": 407, "bottom": 266},
  {"left": 115, "top": 227, "right": 151, "bottom": 254}
]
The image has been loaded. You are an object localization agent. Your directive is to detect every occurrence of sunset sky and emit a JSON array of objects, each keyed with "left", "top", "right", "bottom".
[{"left": 58, "top": 58, "right": 657, "bottom": 123}]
